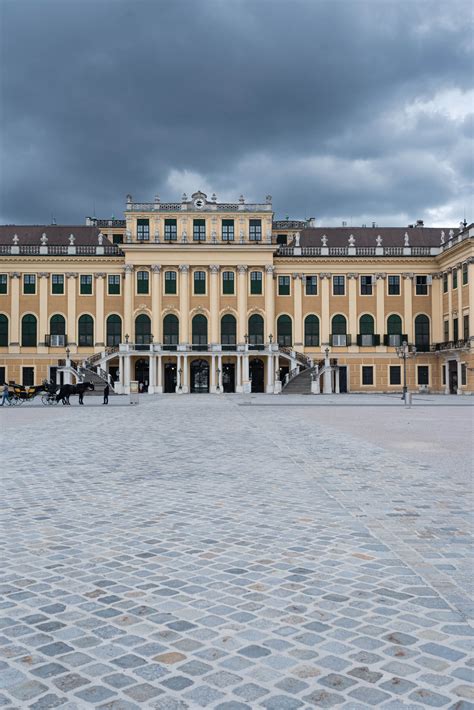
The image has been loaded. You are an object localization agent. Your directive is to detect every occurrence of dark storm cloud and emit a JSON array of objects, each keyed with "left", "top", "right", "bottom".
[{"left": 0, "top": 0, "right": 472, "bottom": 226}]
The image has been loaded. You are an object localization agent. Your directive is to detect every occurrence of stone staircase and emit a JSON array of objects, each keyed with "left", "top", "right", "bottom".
[
  {"left": 282, "top": 368, "right": 313, "bottom": 394},
  {"left": 77, "top": 366, "right": 116, "bottom": 396}
]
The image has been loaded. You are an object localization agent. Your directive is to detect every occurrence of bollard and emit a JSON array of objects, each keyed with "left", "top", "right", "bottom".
[{"left": 404, "top": 392, "right": 412, "bottom": 409}]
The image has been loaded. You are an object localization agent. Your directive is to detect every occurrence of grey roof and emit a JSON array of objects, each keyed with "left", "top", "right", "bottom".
[
  {"left": 0, "top": 225, "right": 113, "bottom": 246},
  {"left": 297, "top": 226, "right": 456, "bottom": 248}
]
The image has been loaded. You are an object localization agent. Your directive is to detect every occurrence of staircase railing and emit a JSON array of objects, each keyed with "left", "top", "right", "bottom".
[
  {"left": 279, "top": 346, "right": 312, "bottom": 368},
  {"left": 83, "top": 345, "right": 119, "bottom": 370},
  {"left": 283, "top": 366, "right": 300, "bottom": 387}
]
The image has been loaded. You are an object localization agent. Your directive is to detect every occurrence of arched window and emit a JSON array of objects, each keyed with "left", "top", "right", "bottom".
[
  {"left": 50, "top": 314, "right": 66, "bottom": 335},
  {"left": 277, "top": 315, "right": 292, "bottom": 346},
  {"left": 221, "top": 314, "right": 236, "bottom": 349},
  {"left": 358, "top": 314, "right": 375, "bottom": 346},
  {"left": 22, "top": 314, "right": 37, "bottom": 347},
  {"left": 331, "top": 314, "right": 347, "bottom": 346},
  {"left": 163, "top": 314, "right": 179, "bottom": 348},
  {"left": 415, "top": 314, "right": 430, "bottom": 352},
  {"left": 387, "top": 314, "right": 402, "bottom": 335},
  {"left": 0, "top": 314, "right": 8, "bottom": 347},
  {"left": 248, "top": 314, "right": 264, "bottom": 346},
  {"left": 304, "top": 315, "right": 319, "bottom": 346},
  {"left": 192, "top": 314, "right": 208, "bottom": 347},
  {"left": 78, "top": 314, "right": 94, "bottom": 346},
  {"left": 106, "top": 314, "right": 122, "bottom": 346},
  {"left": 135, "top": 314, "right": 151, "bottom": 344}
]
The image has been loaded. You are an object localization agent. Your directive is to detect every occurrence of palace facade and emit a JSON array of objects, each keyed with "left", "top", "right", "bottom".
[{"left": 0, "top": 191, "right": 473, "bottom": 395}]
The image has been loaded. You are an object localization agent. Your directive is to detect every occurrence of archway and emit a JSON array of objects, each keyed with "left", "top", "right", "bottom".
[
  {"left": 135, "top": 358, "right": 149, "bottom": 391},
  {"left": 249, "top": 358, "right": 264, "bottom": 392},
  {"left": 190, "top": 359, "right": 209, "bottom": 393}
]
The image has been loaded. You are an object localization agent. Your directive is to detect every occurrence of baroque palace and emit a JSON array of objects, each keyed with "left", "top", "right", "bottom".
[{"left": 0, "top": 191, "right": 473, "bottom": 395}]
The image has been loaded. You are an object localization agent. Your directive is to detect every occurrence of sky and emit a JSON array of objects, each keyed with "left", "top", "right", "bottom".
[{"left": 0, "top": 0, "right": 472, "bottom": 227}]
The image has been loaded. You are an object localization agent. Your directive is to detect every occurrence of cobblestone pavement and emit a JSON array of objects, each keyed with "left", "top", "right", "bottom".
[{"left": 1, "top": 395, "right": 473, "bottom": 709}]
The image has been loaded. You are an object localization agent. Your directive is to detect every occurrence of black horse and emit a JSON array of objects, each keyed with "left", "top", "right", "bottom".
[{"left": 56, "top": 381, "right": 95, "bottom": 405}]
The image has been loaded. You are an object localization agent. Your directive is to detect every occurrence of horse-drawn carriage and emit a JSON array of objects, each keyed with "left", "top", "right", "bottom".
[{"left": 3, "top": 380, "right": 94, "bottom": 405}]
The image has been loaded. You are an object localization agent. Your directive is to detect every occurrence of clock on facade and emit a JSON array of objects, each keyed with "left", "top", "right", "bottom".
[{"left": 194, "top": 198, "right": 204, "bottom": 209}]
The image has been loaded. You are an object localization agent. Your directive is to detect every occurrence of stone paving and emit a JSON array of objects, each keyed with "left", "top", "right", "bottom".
[{"left": 0, "top": 394, "right": 473, "bottom": 709}]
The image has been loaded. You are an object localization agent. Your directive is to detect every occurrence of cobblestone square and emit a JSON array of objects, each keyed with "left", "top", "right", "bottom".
[{"left": 1, "top": 395, "right": 473, "bottom": 708}]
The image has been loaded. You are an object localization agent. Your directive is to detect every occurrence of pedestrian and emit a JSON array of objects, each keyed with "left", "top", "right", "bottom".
[
  {"left": 0, "top": 383, "right": 8, "bottom": 406},
  {"left": 103, "top": 383, "right": 109, "bottom": 405}
]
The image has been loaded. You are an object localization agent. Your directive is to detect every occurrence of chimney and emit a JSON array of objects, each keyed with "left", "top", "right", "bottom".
[
  {"left": 416, "top": 219, "right": 424, "bottom": 228},
  {"left": 307, "top": 217, "right": 316, "bottom": 228}
]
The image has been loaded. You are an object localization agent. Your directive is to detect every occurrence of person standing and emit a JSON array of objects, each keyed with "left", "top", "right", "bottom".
[{"left": 103, "top": 383, "right": 109, "bottom": 405}]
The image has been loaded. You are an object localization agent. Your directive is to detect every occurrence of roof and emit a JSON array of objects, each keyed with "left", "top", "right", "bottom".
[
  {"left": 297, "top": 226, "right": 457, "bottom": 248},
  {"left": 0, "top": 225, "right": 113, "bottom": 246}
]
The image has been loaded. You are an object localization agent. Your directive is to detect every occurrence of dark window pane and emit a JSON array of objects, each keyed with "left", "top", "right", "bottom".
[
  {"left": 137, "top": 271, "right": 149, "bottom": 294},
  {"left": 0, "top": 314, "right": 8, "bottom": 346},
  {"left": 362, "top": 366, "right": 373, "bottom": 385},
  {"left": 222, "top": 220, "right": 234, "bottom": 241},
  {"left": 165, "top": 219, "right": 177, "bottom": 241},
  {"left": 417, "top": 366, "right": 429, "bottom": 385},
  {"left": 165, "top": 271, "right": 177, "bottom": 294},
  {"left": 304, "top": 315, "right": 319, "bottom": 346},
  {"left": 222, "top": 271, "right": 235, "bottom": 294},
  {"left": 112, "top": 234, "right": 123, "bottom": 244},
  {"left": 416, "top": 275, "right": 428, "bottom": 295},
  {"left": 277, "top": 315, "right": 292, "bottom": 346},
  {"left": 163, "top": 314, "right": 179, "bottom": 345},
  {"left": 305, "top": 275, "right": 317, "bottom": 295},
  {"left": 248, "top": 314, "right": 264, "bottom": 344},
  {"left": 194, "top": 271, "right": 206, "bottom": 294},
  {"left": 0, "top": 274, "right": 7, "bottom": 294},
  {"left": 278, "top": 276, "right": 290, "bottom": 295},
  {"left": 249, "top": 219, "right": 262, "bottom": 241},
  {"left": 80, "top": 275, "right": 92, "bottom": 295},
  {"left": 389, "top": 365, "right": 401, "bottom": 385},
  {"left": 360, "top": 275, "right": 373, "bottom": 295},
  {"left": 415, "top": 314, "right": 430, "bottom": 351},
  {"left": 137, "top": 218, "right": 150, "bottom": 241},
  {"left": 108, "top": 274, "right": 121, "bottom": 295},
  {"left": 333, "top": 275, "right": 345, "bottom": 295},
  {"left": 52, "top": 274, "right": 64, "bottom": 294},
  {"left": 22, "top": 314, "right": 37, "bottom": 346},
  {"left": 250, "top": 271, "right": 262, "bottom": 294},
  {"left": 193, "top": 219, "right": 206, "bottom": 242},
  {"left": 24, "top": 274, "right": 36, "bottom": 294},
  {"left": 78, "top": 315, "right": 94, "bottom": 346},
  {"left": 388, "top": 275, "right": 400, "bottom": 295},
  {"left": 22, "top": 367, "right": 34, "bottom": 386}
]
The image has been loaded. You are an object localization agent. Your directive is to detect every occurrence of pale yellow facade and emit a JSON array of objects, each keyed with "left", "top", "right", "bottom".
[{"left": 1, "top": 192, "right": 473, "bottom": 395}]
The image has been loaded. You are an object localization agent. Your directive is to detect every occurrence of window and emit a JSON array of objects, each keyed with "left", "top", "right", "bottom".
[
  {"left": 304, "top": 315, "right": 319, "bottom": 346},
  {"left": 278, "top": 276, "right": 290, "bottom": 296},
  {"left": 362, "top": 366, "right": 374, "bottom": 385},
  {"left": 386, "top": 314, "right": 403, "bottom": 347},
  {"left": 444, "top": 320, "right": 449, "bottom": 341},
  {"left": 193, "top": 219, "right": 206, "bottom": 242},
  {"left": 417, "top": 366, "right": 429, "bottom": 385},
  {"left": 135, "top": 314, "right": 151, "bottom": 344},
  {"left": 51, "top": 274, "right": 64, "bottom": 294},
  {"left": 164, "top": 219, "right": 177, "bottom": 241},
  {"left": 333, "top": 275, "right": 345, "bottom": 295},
  {"left": 106, "top": 315, "right": 121, "bottom": 346},
  {"left": 453, "top": 318, "right": 459, "bottom": 342},
  {"left": 163, "top": 314, "right": 179, "bottom": 347},
  {"left": 277, "top": 315, "right": 292, "bottom": 346},
  {"left": 112, "top": 234, "right": 123, "bottom": 244},
  {"left": 221, "top": 314, "right": 236, "bottom": 348},
  {"left": 222, "top": 220, "right": 234, "bottom": 241},
  {"left": 414, "top": 314, "right": 430, "bottom": 351},
  {"left": 452, "top": 269, "right": 458, "bottom": 289},
  {"left": 305, "top": 275, "right": 317, "bottom": 295},
  {"left": 461, "top": 364, "right": 467, "bottom": 386},
  {"left": 416, "top": 275, "right": 428, "bottom": 295},
  {"left": 360, "top": 275, "right": 373, "bottom": 296},
  {"left": 80, "top": 275, "right": 92, "bottom": 295},
  {"left": 462, "top": 263, "right": 468, "bottom": 285},
  {"left": 194, "top": 271, "right": 206, "bottom": 295},
  {"left": 358, "top": 314, "right": 376, "bottom": 346},
  {"left": 276, "top": 234, "right": 287, "bottom": 245},
  {"left": 22, "top": 367, "right": 34, "bottom": 386},
  {"left": 0, "top": 274, "right": 7, "bottom": 294},
  {"left": 0, "top": 314, "right": 8, "bottom": 346},
  {"left": 389, "top": 365, "right": 401, "bottom": 385},
  {"left": 222, "top": 271, "right": 235, "bottom": 295},
  {"left": 108, "top": 274, "right": 120, "bottom": 295},
  {"left": 78, "top": 314, "right": 94, "bottom": 346},
  {"left": 331, "top": 314, "right": 348, "bottom": 346},
  {"left": 443, "top": 273, "right": 448, "bottom": 293},
  {"left": 249, "top": 219, "right": 262, "bottom": 241},
  {"left": 388, "top": 275, "right": 400, "bottom": 295},
  {"left": 442, "top": 365, "right": 446, "bottom": 386},
  {"left": 464, "top": 314, "right": 469, "bottom": 340},
  {"left": 0, "top": 367, "right": 4, "bottom": 383},
  {"left": 137, "top": 218, "right": 150, "bottom": 241},
  {"left": 21, "top": 314, "right": 37, "bottom": 346},
  {"left": 250, "top": 271, "right": 262, "bottom": 295},
  {"left": 137, "top": 271, "right": 149, "bottom": 294},
  {"left": 192, "top": 314, "right": 208, "bottom": 346},
  {"left": 164, "top": 271, "right": 177, "bottom": 294},
  {"left": 248, "top": 314, "right": 264, "bottom": 345},
  {"left": 23, "top": 274, "right": 36, "bottom": 294},
  {"left": 50, "top": 314, "right": 65, "bottom": 336}
]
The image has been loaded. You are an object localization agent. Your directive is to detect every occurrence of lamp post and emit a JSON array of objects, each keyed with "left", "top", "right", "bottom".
[
  {"left": 269, "top": 333, "right": 273, "bottom": 345},
  {"left": 244, "top": 333, "right": 249, "bottom": 345},
  {"left": 216, "top": 367, "right": 221, "bottom": 392},
  {"left": 125, "top": 333, "right": 129, "bottom": 344},
  {"left": 396, "top": 340, "right": 417, "bottom": 400},
  {"left": 325, "top": 346, "right": 330, "bottom": 360},
  {"left": 65, "top": 346, "right": 70, "bottom": 360},
  {"left": 178, "top": 367, "right": 182, "bottom": 391}
]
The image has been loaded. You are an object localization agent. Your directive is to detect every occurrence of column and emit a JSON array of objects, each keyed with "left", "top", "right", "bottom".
[
  {"left": 237, "top": 265, "right": 248, "bottom": 342},
  {"left": 217, "top": 354, "right": 223, "bottom": 392},
  {"left": 210, "top": 354, "right": 216, "bottom": 392},
  {"left": 264, "top": 265, "right": 275, "bottom": 341},
  {"left": 469, "top": 259, "right": 474, "bottom": 337},
  {"left": 66, "top": 272, "right": 77, "bottom": 350},
  {"left": 176, "top": 354, "right": 182, "bottom": 393},
  {"left": 183, "top": 354, "right": 189, "bottom": 393},
  {"left": 444, "top": 360, "right": 450, "bottom": 395},
  {"left": 95, "top": 273, "right": 105, "bottom": 347},
  {"left": 447, "top": 271, "right": 453, "bottom": 340},
  {"left": 123, "top": 265, "right": 134, "bottom": 340},
  {"left": 335, "top": 368, "right": 340, "bottom": 393},
  {"left": 236, "top": 355, "right": 242, "bottom": 393},
  {"left": 9, "top": 272, "right": 20, "bottom": 348},
  {"left": 457, "top": 264, "right": 463, "bottom": 340},
  {"left": 320, "top": 274, "right": 330, "bottom": 344},
  {"left": 323, "top": 350, "right": 332, "bottom": 393},
  {"left": 293, "top": 274, "right": 303, "bottom": 347},
  {"left": 375, "top": 274, "right": 386, "bottom": 342},
  {"left": 457, "top": 359, "right": 462, "bottom": 395},
  {"left": 148, "top": 354, "right": 155, "bottom": 393},
  {"left": 210, "top": 265, "right": 220, "bottom": 344},
  {"left": 124, "top": 354, "right": 131, "bottom": 394},
  {"left": 403, "top": 273, "right": 414, "bottom": 342},
  {"left": 179, "top": 265, "right": 190, "bottom": 344},
  {"left": 431, "top": 274, "right": 442, "bottom": 344},
  {"left": 348, "top": 274, "right": 358, "bottom": 342},
  {"left": 151, "top": 265, "right": 162, "bottom": 343},
  {"left": 266, "top": 354, "right": 274, "bottom": 393},
  {"left": 38, "top": 272, "right": 50, "bottom": 347}
]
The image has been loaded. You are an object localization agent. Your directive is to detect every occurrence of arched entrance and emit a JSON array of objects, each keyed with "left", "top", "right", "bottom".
[
  {"left": 135, "top": 358, "right": 149, "bottom": 391},
  {"left": 191, "top": 359, "right": 209, "bottom": 393},
  {"left": 222, "top": 363, "right": 235, "bottom": 392},
  {"left": 164, "top": 362, "right": 177, "bottom": 393},
  {"left": 249, "top": 358, "right": 264, "bottom": 393}
]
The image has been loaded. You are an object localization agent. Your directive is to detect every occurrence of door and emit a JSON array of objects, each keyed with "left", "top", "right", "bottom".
[
  {"left": 109, "top": 365, "right": 119, "bottom": 383},
  {"left": 135, "top": 358, "right": 149, "bottom": 391},
  {"left": 339, "top": 366, "right": 348, "bottom": 393},
  {"left": 249, "top": 358, "right": 264, "bottom": 393},
  {"left": 223, "top": 363, "right": 235, "bottom": 393},
  {"left": 191, "top": 359, "right": 209, "bottom": 393},
  {"left": 449, "top": 360, "right": 458, "bottom": 394},
  {"left": 164, "top": 363, "right": 177, "bottom": 393}
]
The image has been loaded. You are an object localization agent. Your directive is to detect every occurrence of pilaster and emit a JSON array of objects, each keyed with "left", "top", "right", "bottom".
[
  {"left": 151, "top": 265, "right": 162, "bottom": 343},
  {"left": 347, "top": 273, "right": 358, "bottom": 340},
  {"left": 237, "top": 265, "right": 248, "bottom": 342},
  {"left": 94, "top": 273, "right": 106, "bottom": 346},
  {"left": 375, "top": 273, "right": 386, "bottom": 339},
  {"left": 9, "top": 272, "right": 20, "bottom": 349},
  {"left": 320, "top": 273, "right": 331, "bottom": 343},
  {"left": 179, "top": 265, "right": 190, "bottom": 344},
  {"left": 38, "top": 272, "right": 50, "bottom": 349},
  {"left": 66, "top": 273, "right": 78, "bottom": 350},
  {"left": 293, "top": 273, "right": 303, "bottom": 346},
  {"left": 210, "top": 265, "right": 220, "bottom": 344},
  {"left": 123, "top": 265, "right": 134, "bottom": 339},
  {"left": 403, "top": 273, "right": 414, "bottom": 342},
  {"left": 264, "top": 265, "right": 275, "bottom": 340}
]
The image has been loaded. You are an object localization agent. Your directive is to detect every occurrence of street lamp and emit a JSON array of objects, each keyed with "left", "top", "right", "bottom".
[
  {"left": 66, "top": 346, "right": 70, "bottom": 360},
  {"left": 178, "top": 367, "right": 182, "bottom": 391},
  {"left": 325, "top": 347, "right": 330, "bottom": 360},
  {"left": 244, "top": 333, "right": 249, "bottom": 344},
  {"left": 125, "top": 333, "right": 129, "bottom": 344},
  {"left": 216, "top": 367, "right": 221, "bottom": 391},
  {"left": 396, "top": 340, "right": 417, "bottom": 400},
  {"left": 269, "top": 333, "right": 273, "bottom": 344}
]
